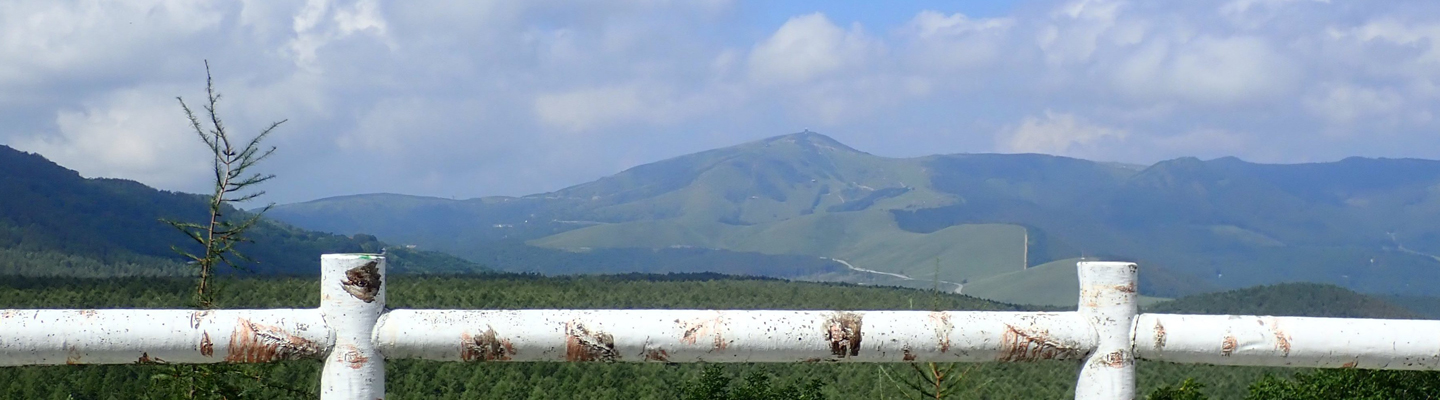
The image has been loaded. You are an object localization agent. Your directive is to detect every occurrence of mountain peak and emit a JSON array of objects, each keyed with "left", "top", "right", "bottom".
[{"left": 756, "top": 130, "right": 864, "bottom": 155}]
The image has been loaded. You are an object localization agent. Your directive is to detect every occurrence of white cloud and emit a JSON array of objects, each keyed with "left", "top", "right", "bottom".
[
  {"left": 899, "top": 11, "right": 1015, "bottom": 72},
  {"left": 747, "top": 13, "right": 879, "bottom": 85},
  {"left": 5, "top": 0, "right": 1440, "bottom": 203},
  {"left": 1304, "top": 83, "right": 1408, "bottom": 128},
  {"left": 0, "top": 1, "right": 224, "bottom": 88},
  {"left": 1330, "top": 19, "right": 1440, "bottom": 76},
  {"left": 1219, "top": 0, "right": 1331, "bottom": 27},
  {"left": 1000, "top": 111, "right": 1129, "bottom": 156},
  {"left": 1164, "top": 35, "right": 1298, "bottom": 104},
  {"left": 1150, "top": 128, "right": 1249, "bottom": 157},
  {"left": 1038, "top": 0, "right": 1125, "bottom": 66},
  {"left": 12, "top": 88, "right": 209, "bottom": 190},
  {"left": 534, "top": 85, "right": 651, "bottom": 132},
  {"left": 907, "top": 10, "right": 1015, "bottom": 38},
  {"left": 287, "top": 0, "right": 393, "bottom": 72}
]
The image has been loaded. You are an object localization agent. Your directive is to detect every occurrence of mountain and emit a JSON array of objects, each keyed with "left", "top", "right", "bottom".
[
  {"left": 268, "top": 132, "right": 1440, "bottom": 298},
  {"left": 0, "top": 145, "right": 484, "bottom": 276}
]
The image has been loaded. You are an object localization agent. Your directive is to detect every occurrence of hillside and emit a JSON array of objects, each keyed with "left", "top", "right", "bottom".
[
  {"left": 1148, "top": 282, "right": 1423, "bottom": 319},
  {"left": 269, "top": 131, "right": 1440, "bottom": 299},
  {"left": 0, "top": 145, "right": 483, "bottom": 276}
]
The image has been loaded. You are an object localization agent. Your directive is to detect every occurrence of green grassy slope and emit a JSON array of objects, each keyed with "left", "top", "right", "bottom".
[
  {"left": 962, "top": 258, "right": 1186, "bottom": 307},
  {"left": 963, "top": 258, "right": 1082, "bottom": 307},
  {"left": 531, "top": 209, "right": 1027, "bottom": 285}
]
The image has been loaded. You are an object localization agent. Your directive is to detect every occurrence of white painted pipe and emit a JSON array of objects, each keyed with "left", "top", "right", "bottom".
[
  {"left": 374, "top": 310, "right": 1097, "bottom": 363},
  {"left": 0, "top": 309, "right": 328, "bottom": 366},
  {"left": 319, "top": 254, "right": 385, "bottom": 399},
  {"left": 37, "top": 255, "right": 1440, "bottom": 400},
  {"left": 1075, "top": 261, "right": 1138, "bottom": 400},
  {"left": 1134, "top": 314, "right": 1440, "bottom": 370}
]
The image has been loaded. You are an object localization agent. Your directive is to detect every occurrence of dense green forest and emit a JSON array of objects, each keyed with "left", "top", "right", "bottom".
[
  {"left": 1145, "top": 282, "right": 1423, "bottom": 319},
  {"left": 0, "top": 275, "right": 1432, "bottom": 399}
]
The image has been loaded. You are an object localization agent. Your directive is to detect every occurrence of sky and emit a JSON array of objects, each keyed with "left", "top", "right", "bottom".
[{"left": 3, "top": 0, "right": 1440, "bottom": 204}]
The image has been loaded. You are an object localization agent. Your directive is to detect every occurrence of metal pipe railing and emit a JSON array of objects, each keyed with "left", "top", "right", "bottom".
[
  {"left": 373, "top": 310, "right": 1096, "bottom": 363},
  {"left": 0, "top": 309, "right": 328, "bottom": 366},
  {"left": 1134, "top": 313, "right": 1440, "bottom": 369},
  {"left": 0, "top": 255, "right": 1434, "bottom": 399}
]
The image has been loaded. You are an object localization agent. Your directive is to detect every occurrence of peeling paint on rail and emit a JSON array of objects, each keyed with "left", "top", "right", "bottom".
[
  {"left": 564, "top": 321, "right": 618, "bottom": 362},
  {"left": 0, "top": 309, "right": 329, "bottom": 366},
  {"left": 999, "top": 324, "right": 1085, "bottom": 361},
  {"left": 678, "top": 314, "right": 727, "bottom": 351},
  {"left": 226, "top": 319, "right": 323, "bottom": 362},
  {"left": 460, "top": 328, "right": 515, "bottom": 362},
  {"left": 340, "top": 261, "right": 382, "bottom": 303},
  {"left": 825, "top": 312, "right": 862, "bottom": 358},
  {"left": 372, "top": 310, "right": 1095, "bottom": 363}
]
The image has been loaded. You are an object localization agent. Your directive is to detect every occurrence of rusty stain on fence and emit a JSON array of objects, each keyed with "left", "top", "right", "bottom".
[
  {"left": 998, "top": 324, "right": 1083, "bottom": 361},
  {"left": 225, "top": 319, "right": 322, "bottom": 362},
  {"left": 1266, "top": 319, "right": 1292, "bottom": 357},
  {"left": 1221, "top": 335, "right": 1238, "bottom": 357},
  {"left": 678, "top": 315, "right": 727, "bottom": 351},
  {"left": 1099, "top": 350, "right": 1130, "bottom": 368},
  {"left": 136, "top": 352, "right": 165, "bottom": 364},
  {"left": 340, "top": 345, "right": 369, "bottom": 369},
  {"left": 929, "top": 312, "right": 953, "bottom": 353},
  {"left": 1081, "top": 287, "right": 1099, "bottom": 308},
  {"left": 460, "top": 328, "right": 515, "bottom": 362},
  {"left": 643, "top": 348, "right": 671, "bottom": 362},
  {"left": 341, "top": 261, "right": 382, "bottom": 303},
  {"left": 65, "top": 346, "right": 80, "bottom": 365},
  {"left": 1152, "top": 320, "right": 1167, "bottom": 351},
  {"left": 1080, "top": 284, "right": 1136, "bottom": 308},
  {"left": 902, "top": 346, "right": 917, "bottom": 361},
  {"left": 199, "top": 332, "right": 214, "bottom": 357},
  {"left": 825, "top": 312, "right": 863, "bottom": 358},
  {"left": 189, "top": 310, "right": 210, "bottom": 329},
  {"left": 564, "top": 322, "right": 617, "bottom": 362}
]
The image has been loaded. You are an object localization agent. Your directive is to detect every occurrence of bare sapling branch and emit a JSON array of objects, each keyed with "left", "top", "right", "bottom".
[{"left": 162, "top": 60, "right": 284, "bottom": 309}]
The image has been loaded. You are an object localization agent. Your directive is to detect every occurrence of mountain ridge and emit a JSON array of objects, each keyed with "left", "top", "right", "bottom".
[
  {"left": 0, "top": 144, "right": 485, "bottom": 276},
  {"left": 264, "top": 132, "right": 1440, "bottom": 300}
]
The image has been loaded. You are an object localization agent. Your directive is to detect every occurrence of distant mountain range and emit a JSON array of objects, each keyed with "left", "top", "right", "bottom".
[
  {"left": 265, "top": 132, "right": 1440, "bottom": 302},
  {"left": 0, "top": 145, "right": 484, "bottom": 276}
]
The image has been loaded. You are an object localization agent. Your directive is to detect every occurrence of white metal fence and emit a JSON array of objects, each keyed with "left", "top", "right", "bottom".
[{"left": 2, "top": 254, "right": 1437, "bottom": 399}]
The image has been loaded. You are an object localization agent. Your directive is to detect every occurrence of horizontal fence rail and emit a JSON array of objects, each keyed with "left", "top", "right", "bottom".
[
  {"left": 0, "top": 254, "right": 1433, "bottom": 399},
  {"left": 374, "top": 310, "right": 1097, "bottom": 363},
  {"left": 0, "top": 309, "right": 329, "bottom": 366},
  {"left": 1134, "top": 313, "right": 1440, "bottom": 369}
]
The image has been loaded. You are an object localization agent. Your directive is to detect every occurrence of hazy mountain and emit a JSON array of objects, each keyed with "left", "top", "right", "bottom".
[
  {"left": 268, "top": 132, "right": 1440, "bottom": 298},
  {"left": 0, "top": 145, "right": 484, "bottom": 276}
]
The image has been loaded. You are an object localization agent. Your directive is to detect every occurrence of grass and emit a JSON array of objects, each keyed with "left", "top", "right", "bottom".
[{"left": 533, "top": 209, "right": 1027, "bottom": 286}]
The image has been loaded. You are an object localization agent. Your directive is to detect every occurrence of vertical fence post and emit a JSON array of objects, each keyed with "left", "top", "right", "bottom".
[
  {"left": 1074, "top": 261, "right": 1139, "bottom": 400},
  {"left": 319, "top": 254, "right": 386, "bottom": 399}
]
